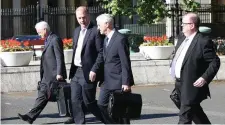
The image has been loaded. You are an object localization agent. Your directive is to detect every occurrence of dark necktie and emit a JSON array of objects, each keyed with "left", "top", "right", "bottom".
[{"left": 104, "top": 37, "right": 109, "bottom": 48}]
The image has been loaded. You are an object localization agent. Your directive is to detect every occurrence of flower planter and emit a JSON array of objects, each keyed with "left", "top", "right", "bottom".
[
  {"left": 139, "top": 46, "right": 174, "bottom": 60},
  {"left": 0, "top": 51, "right": 34, "bottom": 66},
  {"left": 33, "top": 45, "right": 44, "bottom": 58},
  {"left": 64, "top": 49, "right": 73, "bottom": 63}
]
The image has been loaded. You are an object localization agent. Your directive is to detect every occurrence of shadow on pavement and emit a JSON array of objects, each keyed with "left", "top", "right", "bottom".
[
  {"left": 1, "top": 113, "right": 65, "bottom": 121},
  {"left": 1, "top": 113, "right": 177, "bottom": 123},
  {"left": 45, "top": 117, "right": 102, "bottom": 124},
  {"left": 45, "top": 121, "right": 64, "bottom": 124},
  {"left": 133, "top": 113, "right": 178, "bottom": 120}
]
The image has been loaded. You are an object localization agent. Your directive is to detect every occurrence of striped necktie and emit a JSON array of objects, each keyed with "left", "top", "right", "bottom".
[{"left": 170, "top": 38, "right": 189, "bottom": 78}]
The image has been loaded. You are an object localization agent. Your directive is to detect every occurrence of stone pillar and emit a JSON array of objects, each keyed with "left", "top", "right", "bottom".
[
  {"left": 222, "top": 0, "right": 225, "bottom": 4},
  {"left": 13, "top": 0, "right": 22, "bottom": 36},
  {"left": 1, "top": 0, "right": 13, "bottom": 8},
  {"left": 57, "top": 0, "right": 66, "bottom": 38},
  {"left": 39, "top": 0, "right": 48, "bottom": 21},
  {"left": 67, "top": 0, "right": 76, "bottom": 6},
  {"left": 67, "top": 0, "right": 76, "bottom": 38},
  {"left": 165, "top": 0, "right": 173, "bottom": 42},
  {"left": 40, "top": 0, "right": 48, "bottom": 6},
  {"left": 80, "top": 0, "right": 87, "bottom": 6}
]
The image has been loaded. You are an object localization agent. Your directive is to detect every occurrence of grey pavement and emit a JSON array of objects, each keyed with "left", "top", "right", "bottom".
[{"left": 1, "top": 82, "right": 225, "bottom": 124}]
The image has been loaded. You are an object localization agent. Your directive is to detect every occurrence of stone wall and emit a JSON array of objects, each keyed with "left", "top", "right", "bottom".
[{"left": 1, "top": 53, "right": 225, "bottom": 92}]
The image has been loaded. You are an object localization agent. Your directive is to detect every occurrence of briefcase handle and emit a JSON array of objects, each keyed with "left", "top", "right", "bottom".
[{"left": 113, "top": 89, "right": 131, "bottom": 94}]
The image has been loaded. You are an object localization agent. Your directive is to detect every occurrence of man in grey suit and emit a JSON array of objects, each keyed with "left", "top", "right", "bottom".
[
  {"left": 18, "top": 21, "right": 67, "bottom": 124},
  {"left": 96, "top": 14, "right": 134, "bottom": 124}
]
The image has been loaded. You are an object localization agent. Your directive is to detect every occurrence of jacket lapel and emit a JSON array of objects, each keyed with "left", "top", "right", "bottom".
[
  {"left": 181, "top": 33, "right": 200, "bottom": 67},
  {"left": 73, "top": 27, "right": 80, "bottom": 49},
  {"left": 175, "top": 36, "right": 185, "bottom": 52},
  {"left": 42, "top": 32, "right": 53, "bottom": 53},
  {"left": 104, "top": 31, "right": 117, "bottom": 61},
  {"left": 82, "top": 27, "right": 92, "bottom": 51},
  {"left": 71, "top": 28, "right": 80, "bottom": 65}
]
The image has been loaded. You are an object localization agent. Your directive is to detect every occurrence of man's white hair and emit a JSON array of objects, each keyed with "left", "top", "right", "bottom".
[
  {"left": 96, "top": 13, "right": 114, "bottom": 25},
  {"left": 35, "top": 21, "right": 50, "bottom": 31}
]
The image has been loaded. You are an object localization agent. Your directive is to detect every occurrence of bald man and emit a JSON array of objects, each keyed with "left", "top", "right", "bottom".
[
  {"left": 170, "top": 13, "right": 220, "bottom": 124},
  {"left": 64, "top": 6, "right": 104, "bottom": 124}
]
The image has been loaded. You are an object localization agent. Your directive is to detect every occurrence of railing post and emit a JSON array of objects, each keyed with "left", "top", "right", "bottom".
[
  {"left": 175, "top": 0, "right": 179, "bottom": 36},
  {"left": 171, "top": 7, "right": 175, "bottom": 42},
  {"left": 36, "top": 1, "right": 40, "bottom": 23}
]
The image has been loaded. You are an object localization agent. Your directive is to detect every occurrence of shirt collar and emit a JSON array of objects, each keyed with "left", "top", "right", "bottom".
[
  {"left": 186, "top": 32, "right": 197, "bottom": 41},
  {"left": 45, "top": 32, "right": 52, "bottom": 41},
  {"left": 81, "top": 22, "right": 90, "bottom": 31},
  {"left": 107, "top": 28, "right": 115, "bottom": 40}
]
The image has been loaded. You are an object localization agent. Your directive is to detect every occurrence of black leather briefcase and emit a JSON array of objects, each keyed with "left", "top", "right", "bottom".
[
  {"left": 47, "top": 80, "right": 68, "bottom": 102},
  {"left": 170, "top": 88, "right": 181, "bottom": 109},
  {"left": 108, "top": 90, "right": 142, "bottom": 119},
  {"left": 57, "top": 83, "right": 72, "bottom": 117}
]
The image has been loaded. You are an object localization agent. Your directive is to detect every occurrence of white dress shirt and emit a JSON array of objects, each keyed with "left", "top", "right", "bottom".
[
  {"left": 74, "top": 28, "right": 87, "bottom": 67},
  {"left": 105, "top": 29, "right": 115, "bottom": 46},
  {"left": 175, "top": 32, "right": 197, "bottom": 78}
]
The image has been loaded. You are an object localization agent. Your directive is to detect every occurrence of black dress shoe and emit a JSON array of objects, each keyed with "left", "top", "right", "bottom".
[
  {"left": 18, "top": 113, "right": 33, "bottom": 124},
  {"left": 64, "top": 117, "right": 75, "bottom": 124}
]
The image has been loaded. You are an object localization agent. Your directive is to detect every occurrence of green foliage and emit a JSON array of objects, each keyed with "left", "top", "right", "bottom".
[
  {"left": 100, "top": 0, "right": 200, "bottom": 25},
  {"left": 182, "top": 0, "right": 201, "bottom": 12},
  {"left": 140, "top": 35, "right": 173, "bottom": 46},
  {"left": 1, "top": 46, "right": 32, "bottom": 52},
  {"left": 141, "top": 41, "right": 173, "bottom": 46},
  {"left": 128, "top": 34, "right": 144, "bottom": 52},
  {"left": 0, "top": 40, "right": 32, "bottom": 52}
]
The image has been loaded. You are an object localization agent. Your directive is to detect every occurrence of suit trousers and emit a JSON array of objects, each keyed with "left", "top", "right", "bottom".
[
  {"left": 26, "top": 77, "right": 49, "bottom": 121},
  {"left": 175, "top": 81, "right": 211, "bottom": 124},
  {"left": 70, "top": 67, "right": 103, "bottom": 124},
  {"left": 97, "top": 86, "right": 130, "bottom": 124}
]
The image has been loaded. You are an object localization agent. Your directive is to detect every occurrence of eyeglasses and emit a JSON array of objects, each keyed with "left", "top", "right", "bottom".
[{"left": 181, "top": 23, "right": 193, "bottom": 26}]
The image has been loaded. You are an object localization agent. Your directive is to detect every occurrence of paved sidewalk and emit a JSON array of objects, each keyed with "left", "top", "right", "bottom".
[{"left": 1, "top": 82, "right": 225, "bottom": 124}]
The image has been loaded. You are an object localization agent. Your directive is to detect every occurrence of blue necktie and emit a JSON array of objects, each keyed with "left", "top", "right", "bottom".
[{"left": 44, "top": 39, "right": 48, "bottom": 46}]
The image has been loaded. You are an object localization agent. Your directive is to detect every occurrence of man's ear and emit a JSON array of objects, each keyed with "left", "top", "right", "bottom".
[{"left": 106, "top": 22, "right": 110, "bottom": 27}]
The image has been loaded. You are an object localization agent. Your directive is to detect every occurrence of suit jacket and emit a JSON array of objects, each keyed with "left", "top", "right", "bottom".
[
  {"left": 69, "top": 23, "right": 104, "bottom": 83},
  {"left": 40, "top": 32, "right": 67, "bottom": 84},
  {"left": 102, "top": 31, "right": 134, "bottom": 90},
  {"left": 174, "top": 32, "right": 220, "bottom": 105}
]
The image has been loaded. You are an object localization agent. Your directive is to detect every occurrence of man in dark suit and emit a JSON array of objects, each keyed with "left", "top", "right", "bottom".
[
  {"left": 170, "top": 13, "right": 220, "bottom": 124},
  {"left": 96, "top": 14, "right": 134, "bottom": 124},
  {"left": 18, "top": 21, "right": 67, "bottom": 124},
  {"left": 63, "top": 6, "right": 104, "bottom": 124}
]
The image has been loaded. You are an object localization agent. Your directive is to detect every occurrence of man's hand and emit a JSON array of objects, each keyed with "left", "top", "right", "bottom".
[
  {"left": 89, "top": 71, "right": 96, "bottom": 82},
  {"left": 193, "top": 77, "right": 207, "bottom": 87},
  {"left": 56, "top": 75, "right": 63, "bottom": 81},
  {"left": 122, "top": 85, "right": 131, "bottom": 92}
]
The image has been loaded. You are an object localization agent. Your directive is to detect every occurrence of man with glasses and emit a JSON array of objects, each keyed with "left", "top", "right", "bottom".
[{"left": 170, "top": 13, "right": 220, "bottom": 124}]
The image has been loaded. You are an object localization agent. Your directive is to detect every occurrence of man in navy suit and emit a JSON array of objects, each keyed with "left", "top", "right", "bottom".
[
  {"left": 18, "top": 21, "right": 67, "bottom": 124},
  {"left": 96, "top": 14, "right": 134, "bottom": 124},
  {"left": 64, "top": 6, "right": 104, "bottom": 124}
]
